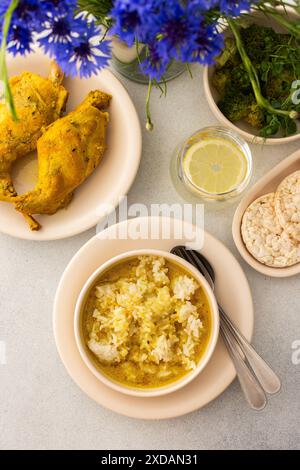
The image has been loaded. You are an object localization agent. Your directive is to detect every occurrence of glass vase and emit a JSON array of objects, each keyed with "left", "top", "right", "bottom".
[{"left": 111, "top": 37, "right": 186, "bottom": 84}]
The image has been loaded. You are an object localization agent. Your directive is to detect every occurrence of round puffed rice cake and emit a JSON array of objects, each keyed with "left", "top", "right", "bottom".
[
  {"left": 275, "top": 170, "right": 300, "bottom": 242},
  {"left": 241, "top": 193, "right": 300, "bottom": 268}
]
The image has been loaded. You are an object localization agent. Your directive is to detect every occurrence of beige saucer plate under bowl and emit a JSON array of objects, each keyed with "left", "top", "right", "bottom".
[
  {"left": 233, "top": 149, "right": 300, "bottom": 278},
  {"left": 0, "top": 50, "right": 142, "bottom": 240},
  {"left": 53, "top": 216, "right": 254, "bottom": 419}
]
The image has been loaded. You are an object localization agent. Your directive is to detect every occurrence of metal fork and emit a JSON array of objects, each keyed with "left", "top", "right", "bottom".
[{"left": 171, "top": 246, "right": 281, "bottom": 411}]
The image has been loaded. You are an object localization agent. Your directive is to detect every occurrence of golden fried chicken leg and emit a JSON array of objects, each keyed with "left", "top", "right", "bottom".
[
  {"left": 14, "top": 91, "right": 111, "bottom": 221},
  {"left": 0, "top": 62, "right": 68, "bottom": 229}
]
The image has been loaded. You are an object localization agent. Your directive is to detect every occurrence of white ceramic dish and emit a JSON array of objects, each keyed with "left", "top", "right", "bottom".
[
  {"left": 233, "top": 149, "right": 300, "bottom": 278},
  {"left": 53, "top": 216, "right": 254, "bottom": 419},
  {"left": 0, "top": 50, "right": 142, "bottom": 240},
  {"left": 203, "top": 8, "right": 300, "bottom": 146},
  {"left": 74, "top": 249, "right": 220, "bottom": 398}
]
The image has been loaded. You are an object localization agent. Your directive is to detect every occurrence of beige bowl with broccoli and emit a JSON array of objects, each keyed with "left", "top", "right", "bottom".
[{"left": 203, "top": 7, "right": 300, "bottom": 145}]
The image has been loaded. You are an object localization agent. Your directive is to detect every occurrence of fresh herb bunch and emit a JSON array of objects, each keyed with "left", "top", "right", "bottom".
[
  {"left": 214, "top": 24, "right": 300, "bottom": 137},
  {"left": 0, "top": 0, "right": 299, "bottom": 130}
]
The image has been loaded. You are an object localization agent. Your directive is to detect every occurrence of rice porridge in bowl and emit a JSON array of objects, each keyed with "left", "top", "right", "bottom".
[{"left": 74, "top": 250, "right": 219, "bottom": 397}]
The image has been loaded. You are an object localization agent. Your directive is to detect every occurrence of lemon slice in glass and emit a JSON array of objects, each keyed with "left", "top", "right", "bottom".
[{"left": 183, "top": 138, "right": 249, "bottom": 195}]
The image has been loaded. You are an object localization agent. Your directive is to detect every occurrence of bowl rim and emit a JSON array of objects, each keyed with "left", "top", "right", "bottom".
[
  {"left": 203, "top": 6, "right": 300, "bottom": 146},
  {"left": 74, "top": 248, "right": 220, "bottom": 398}
]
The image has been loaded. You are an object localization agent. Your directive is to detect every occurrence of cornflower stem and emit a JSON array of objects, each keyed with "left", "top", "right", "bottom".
[
  {"left": 228, "top": 18, "right": 298, "bottom": 120},
  {"left": 0, "top": 0, "right": 19, "bottom": 120},
  {"left": 146, "top": 79, "right": 153, "bottom": 131}
]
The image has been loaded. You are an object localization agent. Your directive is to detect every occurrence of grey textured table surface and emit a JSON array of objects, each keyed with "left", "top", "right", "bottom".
[{"left": 1, "top": 66, "right": 300, "bottom": 450}]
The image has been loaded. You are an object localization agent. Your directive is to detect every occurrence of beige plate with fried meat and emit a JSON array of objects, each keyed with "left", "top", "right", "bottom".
[
  {"left": 0, "top": 49, "right": 141, "bottom": 241},
  {"left": 233, "top": 149, "right": 300, "bottom": 277},
  {"left": 53, "top": 217, "right": 254, "bottom": 419}
]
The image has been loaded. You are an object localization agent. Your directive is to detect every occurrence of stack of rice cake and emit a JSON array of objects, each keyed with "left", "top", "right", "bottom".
[{"left": 242, "top": 171, "right": 300, "bottom": 267}]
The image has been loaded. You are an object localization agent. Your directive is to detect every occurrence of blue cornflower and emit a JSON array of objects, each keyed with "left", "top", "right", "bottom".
[
  {"left": 1, "top": 0, "right": 111, "bottom": 79},
  {"left": 155, "top": 0, "right": 192, "bottom": 60},
  {"left": 54, "top": 24, "right": 111, "bottom": 78},
  {"left": 140, "top": 41, "right": 169, "bottom": 81},
  {"left": 38, "top": 11, "right": 86, "bottom": 55},
  {"left": 111, "top": 0, "right": 161, "bottom": 46},
  {"left": 7, "top": 24, "right": 33, "bottom": 55},
  {"left": 188, "top": 22, "right": 224, "bottom": 65},
  {"left": 38, "top": 8, "right": 112, "bottom": 78},
  {"left": 2, "top": 1, "right": 78, "bottom": 38},
  {"left": 139, "top": 0, "right": 224, "bottom": 79},
  {"left": 12, "top": 0, "right": 41, "bottom": 28},
  {"left": 0, "top": 1, "right": 40, "bottom": 56}
]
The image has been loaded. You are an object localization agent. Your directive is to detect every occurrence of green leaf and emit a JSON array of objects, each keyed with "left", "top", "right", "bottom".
[
  {"left": 260, "top": 114, "right": 280, "bottom": 137},
  {"left": 281, "top": 116, "right": 297, "bottom": 136}
]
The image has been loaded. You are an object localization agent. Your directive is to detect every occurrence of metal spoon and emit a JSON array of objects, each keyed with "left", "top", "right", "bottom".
[
  {"left": 220, "top": 321, "right": 267, "bottom": 411},
  {"left": 171, "top": 246, "right": 281, "bottom": 408}
]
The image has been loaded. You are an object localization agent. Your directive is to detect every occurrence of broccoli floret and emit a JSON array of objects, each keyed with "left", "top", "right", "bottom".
[
  {"left": 218, "top": 88, "right": 252, "bottom": 122},
  {"left": 213, "top": 63, "right": 251, "bottom": 96},
  {"left": 212, "top": 68, "right": 231, "bottom": 95},
  {"left": 241, "top": 24, "right": 279, "bottom": 63},
  {"left": 265, "top": 70, "right": 296, "bottom": 100},
  {"left": 219, "top": 88, "right": 265, "bottom": 128},
  {"left": 212, "top": 60, "right": 250, "bottom": 96},
  {"left": 245, "top": 102, "right": 265, "bottom": 129},
  {"left": 215, "top": 37, "right": 237, "bottom": 68}
]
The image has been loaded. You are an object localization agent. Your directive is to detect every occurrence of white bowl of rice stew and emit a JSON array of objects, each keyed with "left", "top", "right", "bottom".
[{"left": 74, "top": 250, "right": 219, "bottom": 397}]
